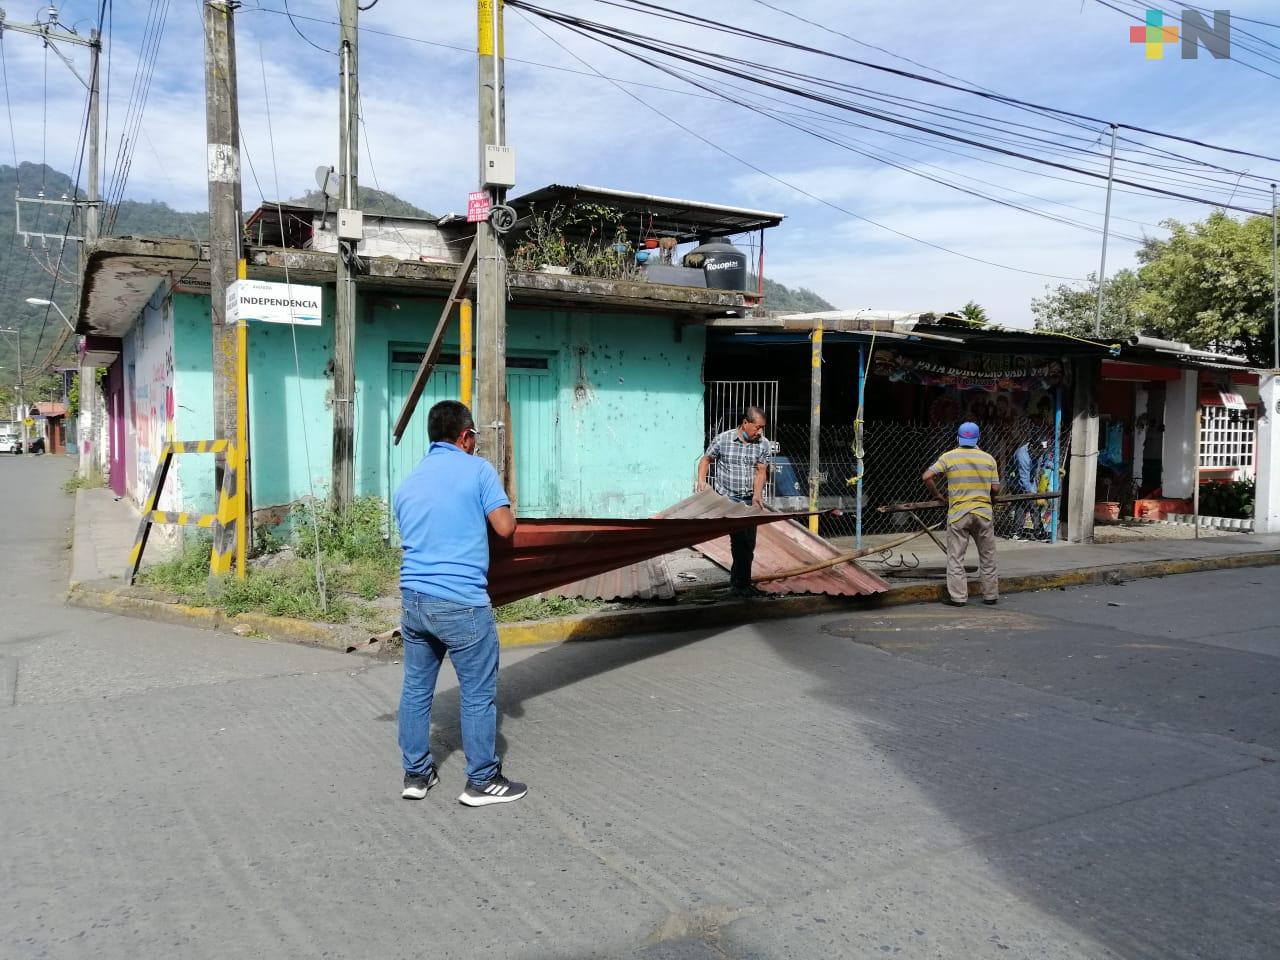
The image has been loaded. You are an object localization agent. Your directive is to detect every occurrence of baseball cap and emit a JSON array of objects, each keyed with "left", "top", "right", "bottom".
[{"left": 957, "top": 421, "right": 980, "bottom": 447}]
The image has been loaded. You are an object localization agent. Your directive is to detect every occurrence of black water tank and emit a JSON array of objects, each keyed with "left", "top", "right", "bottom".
[{"left": 682, "top": 238, "right": 749, "bottom": 290}]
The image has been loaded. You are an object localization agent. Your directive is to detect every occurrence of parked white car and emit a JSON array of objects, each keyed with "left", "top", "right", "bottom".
[{"left": 0, "top": 423, "right": 20, "bottom": 454}]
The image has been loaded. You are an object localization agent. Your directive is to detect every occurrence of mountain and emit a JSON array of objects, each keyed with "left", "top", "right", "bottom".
[
  {"left": 0, "top": 167, "right": 837, "bottom": 386},
  {"left": 757, "top": 276, "right": 836, "bottom": 313},
  {"left": 0, "top": 163, "right": 210, "bottom": 383},
  {"left": 289, "top": 186, "right": 434, "bottom": 219}
]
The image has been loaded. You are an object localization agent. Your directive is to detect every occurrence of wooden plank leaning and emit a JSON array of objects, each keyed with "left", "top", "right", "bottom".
[
  {"left": 877, "top": 491, "right": 1061, "bottom": 514},
  {"left": 391, "top": 240, "right": 479, "bottom": 444}
]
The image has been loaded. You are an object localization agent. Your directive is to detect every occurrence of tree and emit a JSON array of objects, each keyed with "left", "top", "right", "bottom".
[
  {"left": 959, "top": 300, "right": 989, "bottom": 327},
  {"left": 1135, "top": 212, "right": 1275, "bottom": 366},
  {"left": 1031, "top": 268, "right": 1144, "bottom": 340}
]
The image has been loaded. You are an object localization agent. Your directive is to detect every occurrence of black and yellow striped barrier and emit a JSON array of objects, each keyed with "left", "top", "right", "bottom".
[{"left": 125, "top": 439, "right": 245, "bottom": 585}]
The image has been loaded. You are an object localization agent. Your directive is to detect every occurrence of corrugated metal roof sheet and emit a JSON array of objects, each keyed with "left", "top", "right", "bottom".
[
  {"left": 550, "top": 557, "right": 676, "bottom": 602},
  {"left": 690, "top": 519, "right": 890, "bottom": 598},
  {"left": 487, "top": 491, "right": 812, "bottom": 607},
  {"left": 657, "top": 494, "right": 889, "bottom": 597}
]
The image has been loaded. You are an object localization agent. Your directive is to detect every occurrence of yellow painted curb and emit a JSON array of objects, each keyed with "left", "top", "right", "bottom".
[
  {"left": 497, "top": 549, "right": 1280, "bottom": 647},
  {"left": 68, "top": 549, "right": 1280, "bottom": 654}
]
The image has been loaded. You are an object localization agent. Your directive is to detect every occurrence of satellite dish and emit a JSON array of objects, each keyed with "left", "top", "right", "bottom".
[{"left": 315, "top": 165, "right": 339, "bottom": 200}]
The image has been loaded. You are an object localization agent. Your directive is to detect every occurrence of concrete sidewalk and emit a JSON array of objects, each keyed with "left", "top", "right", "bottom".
[
  {"left": 65, "top": 482, "right": 1280, "bottom": 651},
  {"left": 70, "top": 487, "right": 180, "bottom": 588}
]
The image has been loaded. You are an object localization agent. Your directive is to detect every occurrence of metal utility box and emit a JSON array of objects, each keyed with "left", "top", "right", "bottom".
[
  {"left": 483, "top": 145, "right": 516, "bottom": 188},
  {"left": 337, "top": 208, "right": 364, "bottom": 241}
]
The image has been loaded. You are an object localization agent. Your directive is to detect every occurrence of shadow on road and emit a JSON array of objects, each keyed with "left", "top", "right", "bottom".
[{"left": 756, "top": 597, "right": 1280, "bottom": 959}]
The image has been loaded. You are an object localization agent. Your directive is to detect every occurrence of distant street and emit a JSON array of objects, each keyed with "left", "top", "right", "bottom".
[{"left": 2, "top": 454, "right": 1278, "bottom": 960}]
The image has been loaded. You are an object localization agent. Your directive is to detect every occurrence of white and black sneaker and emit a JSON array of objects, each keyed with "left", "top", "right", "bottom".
[
  {"left": 401, "top": 766, "right": 440, "bottom": 800},
  {"left": 458, "top": 769, "right": 527, "bottom": 807}
]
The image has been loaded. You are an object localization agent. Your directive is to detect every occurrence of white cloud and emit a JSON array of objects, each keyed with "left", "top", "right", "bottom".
[{"left": 2, "top": 0, "right": 1275, "bottom": 321}]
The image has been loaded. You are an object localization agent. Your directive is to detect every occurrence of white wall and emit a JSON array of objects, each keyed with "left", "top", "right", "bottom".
[
  {"left": 1162, "top": 370, "right": 1198, "bottom": 498},
  {"left": 1255, "top": 373, "right": 1280, "bottom": 534}
]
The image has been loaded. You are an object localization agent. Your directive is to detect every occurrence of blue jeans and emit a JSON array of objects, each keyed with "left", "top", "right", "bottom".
[{"left": 398, "top": 589, "right": 500, "bottom": 785}]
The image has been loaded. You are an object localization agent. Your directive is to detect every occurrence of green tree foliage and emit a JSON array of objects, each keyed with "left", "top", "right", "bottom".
[
  {"left": 290, "top": 186, "right": 433, "bottom": 219},
  {"left": 1135, "top": 212, "right": 1275, "bottom": 366},
  {"left": 959, "top": 300, "right": 989, "bottom": 327},
  {"left": 1032, "top": 211, "right": 1277, "bottom": 364},
  {"left": 1031, "top": 269, "right": 1144, "bottom": 340},
  {"left": 0, "top": 163, "right": 209, "bottom": 391},
  {"left": 757, "top": 276, "right": 835, "bottom": 313}
]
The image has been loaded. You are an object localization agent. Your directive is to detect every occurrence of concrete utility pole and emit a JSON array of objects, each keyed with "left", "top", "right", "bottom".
[
  {"left": 331, "top": 0, "right": 359, "bottom": 510},
  {"left": 0, "top": 10, "right": 102, "bottom": 475},
  {"left": 1094, "top": 123, "right": 1118, "bottom": 338},
  {"left": 0, "top": 328, "right": 24, "bottom": 453},
  {"left": 203, "top": 1, "right": 243, "bottom": 540},
  {"left": 476, "top": 0, "right": 510, "bottom": 483}
]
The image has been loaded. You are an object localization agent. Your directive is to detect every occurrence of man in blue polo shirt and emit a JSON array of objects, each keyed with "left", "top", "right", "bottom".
[{"left": 393, "top": 400, "right": 525, "bottom": 807}]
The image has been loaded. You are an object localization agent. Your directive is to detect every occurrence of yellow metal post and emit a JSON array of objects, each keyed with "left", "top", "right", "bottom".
[
  {"left": 808, "top": 320, "right": 823, "bottom": 533},
  {"left": 235, "top": 308, "right": 249, "bottom": 578},
  {"left": 460, "top": 298, "right": 474, "bottom": 408}
]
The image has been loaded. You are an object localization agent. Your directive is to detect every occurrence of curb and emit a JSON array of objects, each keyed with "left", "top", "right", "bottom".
[
  {"left": 66, "top": 549, "right": 1280, "bottom": 653},
  {"left": 66, "top": 585, "right": 350, "bottom": 652}
]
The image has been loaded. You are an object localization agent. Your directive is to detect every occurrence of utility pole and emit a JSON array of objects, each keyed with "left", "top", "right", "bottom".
[
  {"left": 331, "top": 0, "right": 359, "bottom": 510},
  {"left": 85, "top": 27, "right": 100, "bottom": 246},
  {"left": 1272, "top": 183, "right": 1277, "bottom": 371},
  {"left": 203, "top": 1, "right": 243, "bottom": 559},
  {"left": 0, "top": 328, "right": 24, "bottom": 453},
  {"left": 476, "top": 0, "right": 510, "bottom": 483},
  {"left": 0, "top": 9, "right": 102, "bottom": 474},
  {"left": 1094, "top": 123, "right": 1118, "bottom": 338}
]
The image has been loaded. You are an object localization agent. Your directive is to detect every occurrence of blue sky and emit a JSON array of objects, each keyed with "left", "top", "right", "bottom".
[{"left": 6, "top": 0, "right": 1280, "bottom": 325}]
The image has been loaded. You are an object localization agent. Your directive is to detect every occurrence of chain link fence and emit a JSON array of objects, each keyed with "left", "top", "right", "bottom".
[{"left": 769, "top": 418, "right": 1070, "bottom": 542}]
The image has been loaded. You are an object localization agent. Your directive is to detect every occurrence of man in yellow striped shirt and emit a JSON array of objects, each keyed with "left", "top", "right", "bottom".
[{"left": 922, "top": 421, "right": 1001, "bottom": 606}]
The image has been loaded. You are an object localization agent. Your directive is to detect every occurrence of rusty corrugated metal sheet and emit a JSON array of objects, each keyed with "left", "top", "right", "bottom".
[
  {"left": 549, "top": 557, "right": 676, "bottom": 602},
  {"left": 687, "top": 514, "right": 890, "bottom": 598},
  {"left": 487, "top": 491, "right": 810, "bottom": 607}
]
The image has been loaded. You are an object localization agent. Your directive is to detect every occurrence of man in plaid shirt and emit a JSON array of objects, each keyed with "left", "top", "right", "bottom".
[{"left": 696, "top": 407, "right": 771, "bottom": 598}]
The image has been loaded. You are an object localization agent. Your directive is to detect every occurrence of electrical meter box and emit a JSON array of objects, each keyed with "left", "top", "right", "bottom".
[
  {"left": 337, "top": 208, "right": 364, "bottom": 241},
  {"left": 483, "top": 145, "right": 516, "bottom": 188}
]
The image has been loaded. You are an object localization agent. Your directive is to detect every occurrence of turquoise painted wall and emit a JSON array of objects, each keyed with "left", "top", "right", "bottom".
[{"left": 169, "top": 290, "right": 706, "bottom": 519}]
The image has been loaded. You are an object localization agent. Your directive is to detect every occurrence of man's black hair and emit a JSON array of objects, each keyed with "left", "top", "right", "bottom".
[
  {"left": 428, "top": 400, "right": 475, "bottom": 443},
  {"left": 741, "top": 406, "right": 767, "bottom": 425}
]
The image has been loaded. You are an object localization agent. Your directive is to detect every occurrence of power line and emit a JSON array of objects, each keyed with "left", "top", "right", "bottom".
[
  {"left": 514, "top": 8, "right": 1085, "bottom": 281},
  {"left": 522, "top": 4, "right": 1272, "bottom": 215},
  {"left": 280, "top": 0, "right": 336, "bottom": 55},
  {"left": 554, "top": 0, "right": 1280, "bottom": 166}
]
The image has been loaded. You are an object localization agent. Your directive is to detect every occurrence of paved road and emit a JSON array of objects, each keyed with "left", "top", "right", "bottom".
[{"left": 2, "top": 455, "right": 1278, "bottom": 960}]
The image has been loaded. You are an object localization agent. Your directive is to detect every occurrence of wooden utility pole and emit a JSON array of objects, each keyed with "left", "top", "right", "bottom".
[
  {"left": 203, "top": 1, "right": 243, "bottom": 556},
  {"left": 476, "top": 0, "right": 510, "bottom": 483},
  {"left": 331, "top": 0, "right": 360, "bottom": 510}
]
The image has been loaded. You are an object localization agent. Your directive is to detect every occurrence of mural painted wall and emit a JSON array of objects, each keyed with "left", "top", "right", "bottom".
[{"left": 122, "top": 290, "right": 178, "bottom": 509}]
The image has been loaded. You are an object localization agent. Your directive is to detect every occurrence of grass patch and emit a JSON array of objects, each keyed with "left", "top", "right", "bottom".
[
  {"left": 495, "top": 595, "right": 604, "bottom": 623},
  {"left": 62, "top": 471, "right": 106, "bottom": 495},
  {"left": 139, "top": 496, "right": 402, "bottom": 624},
  {"left": 137, "top": 496, "right": 607, "bottom": 629}
]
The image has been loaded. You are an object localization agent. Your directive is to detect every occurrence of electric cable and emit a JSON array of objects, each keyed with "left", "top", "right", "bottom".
[
  {"left": 551, "top": 0, "right": 1280, "bottom": 165},
  {"left": 281, "top": 0, "right": 336, "bottom": 55},
  {"left": 527, "top": 5, "right": 1271, "bottom": 215},
  {"left": 514, "top": 9, "right": 1085, "bottom": 281}
]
